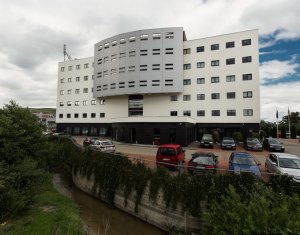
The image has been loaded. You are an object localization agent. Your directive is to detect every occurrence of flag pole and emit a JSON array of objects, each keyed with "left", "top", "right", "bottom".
[
  {"left": 288, "top": 107, "right": 291, "bottom": 139},
  {"left": 276, "top": 109, "right": 279, "bottom": 138}
]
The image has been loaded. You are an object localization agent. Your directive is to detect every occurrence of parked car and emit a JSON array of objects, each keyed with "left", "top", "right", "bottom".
[
  {"left": 200, "top": 134, "right": 214, "bottom": 148},
  {"left": 263, "top": 138, "right": 285, "bottom": 152},
  {"left": 221, "top": 137, "right": 236, "bottom": 150},
  {"left": 156, "top": 144, "right": 185, "bottom": 169},
  {"left": 90, "top": 140, "right": 115, "bottom": 153},
  {"left": 188, "top": 152, "right": 218, "bottom": 175},
  {"left": 83, "top": 137, "right": 99, "bottom": 147},
  {"left": 265, "top": 153, "right": 300, "bottom": 183},
  {"left": 229, "top": 152, "right": 261, "bottom": 178},
  {"left": 244, "top": 138, "right": 263, "bottom": 151}
]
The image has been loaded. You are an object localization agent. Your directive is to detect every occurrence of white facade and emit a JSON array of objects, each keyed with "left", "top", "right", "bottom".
[{"left": 56, "top": 27, "right": 260, "bottom": 144}]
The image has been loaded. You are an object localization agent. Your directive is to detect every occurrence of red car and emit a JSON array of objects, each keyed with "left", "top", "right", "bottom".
[{"left": 156, "top": 144, "right": 185, "bottom": 169}]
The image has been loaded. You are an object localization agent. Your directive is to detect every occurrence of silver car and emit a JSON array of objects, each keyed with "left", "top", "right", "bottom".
[
  {"left": 265, "top": 153, "right": 300, "bottom": 183},
  {"left": 90, "top": 140, "right": 116, "bottom": 153}
]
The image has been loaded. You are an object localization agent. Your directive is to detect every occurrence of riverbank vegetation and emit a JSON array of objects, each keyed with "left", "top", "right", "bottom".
[{"left": 0, "top": 101, "right": 84, "bottom": 234}]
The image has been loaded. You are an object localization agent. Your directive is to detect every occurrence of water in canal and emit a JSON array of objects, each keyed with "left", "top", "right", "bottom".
[{"left": 53, "top": 173, "right": 167, "bottom": 235}]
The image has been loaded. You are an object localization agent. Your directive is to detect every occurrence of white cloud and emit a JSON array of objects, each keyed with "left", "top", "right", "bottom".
[
  {"left": 259, "top": 58, "right": 300, "bottom": 84},
  {"left": 260, "top": 81, "right": 300, "bottom": 122}
]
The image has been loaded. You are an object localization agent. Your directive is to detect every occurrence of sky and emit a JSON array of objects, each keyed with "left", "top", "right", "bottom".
[{"left": 0, "top": 0, "right": 299, "bottom": 122}]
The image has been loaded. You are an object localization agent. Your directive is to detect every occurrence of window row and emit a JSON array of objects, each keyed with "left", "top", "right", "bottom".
[
  {"left": 97, "top": 48, "right": 174, "bottom": 64},
  {"left": 60, "top": 75, "right": 94, "bottom": 83},
  {"left": 97, "top": 32, "right": 175, "bottom": 51},
  {"left": 96, "top": 79, "right": 174, "bottom": 91},
  {"left": 59, "top": 113, "right": 106, "bottom": 119},
  {"left": 183, "top": 38, "right": 252, "bottom": 55},
  {"left": 60, "top": 63, "right": 93, "bottom": 72},
  {"left": 183, "top": 56, "right": 252, "bottom": 70},
  {"left": 170, "top": 91, "right": 253, "bottom": 102},
  {"left": 170, "top": 109, "right": 254, "bottom": 117},
  {"left": 59, "top": 99, "right": 106, "bottom": 106},
  {"left": 183, "top": 74, "right": 253, "bottom": 86},
  {"left": 60, "top": 87, "right": 94, "bottom": 95}
]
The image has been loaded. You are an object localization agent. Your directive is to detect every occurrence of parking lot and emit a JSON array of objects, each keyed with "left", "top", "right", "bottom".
[{"left": 75, "top": 137, "right": 300, "bottom": 179}]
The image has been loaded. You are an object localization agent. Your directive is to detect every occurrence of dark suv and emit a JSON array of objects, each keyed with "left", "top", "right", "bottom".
[
  {"left": 263, "top": 138, "right": 285, "bottom": 152},
  {"left": 200, "top": 134, "right": 214, "bottom": 148}
]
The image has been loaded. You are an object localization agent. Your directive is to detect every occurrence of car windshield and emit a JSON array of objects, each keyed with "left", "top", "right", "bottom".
[
  {"left": 278, "top": 158, "right": 300, "bottom": 169},
  {"left": 269, "top": 139, "right": 280, "bottom": 144},
  {"left": 193, "top": 156, "right": 214, "bottom": 165},
  {"left": 247, "top": 138, "right": 260, "bottom": 144},
  {"left": 233, "top": 157, "right": 257, "bottom": 166},
  {"left": 202, "top": 136, "right": 211, "bottom": 140},
  {"left": 102, "top": 141, "right": 113, "bottom": 146}
]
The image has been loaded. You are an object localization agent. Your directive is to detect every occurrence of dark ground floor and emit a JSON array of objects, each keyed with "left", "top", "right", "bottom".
[{"left": 57, "top": 122, "right": 259, "bottom": 147}]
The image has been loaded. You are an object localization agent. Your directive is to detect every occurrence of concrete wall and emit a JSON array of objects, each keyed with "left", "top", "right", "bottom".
[{"left": 72, "top": 172, "right": 202, "bottom": 233}]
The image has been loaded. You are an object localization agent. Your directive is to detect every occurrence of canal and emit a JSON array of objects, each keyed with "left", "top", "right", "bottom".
[{"left": 53, "top": 173, "right": 167, "bottom": 235}]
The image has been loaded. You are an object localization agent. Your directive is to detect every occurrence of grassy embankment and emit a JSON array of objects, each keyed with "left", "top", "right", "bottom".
[{"left": 0, "top": 175, "right": 85, "bottom": 235}]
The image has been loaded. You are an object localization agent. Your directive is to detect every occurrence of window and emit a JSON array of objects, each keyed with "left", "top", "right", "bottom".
[
  {"left": 61, "top": 67, "right": 65, "bottom": 72},
  {"left": 183, "top": 48, "right": 191, "bottom": 54},
  {"left": 111, "top": 54, "right": 117, "bottom": 61},
  {"left": 76, "top": 77, "right": 80, "bottom": 82},
  {"left": 76, "top": 65, "right": 80, "bottom": 70},
  {"left": 183, "top": 79, "right": 191, "bottom": 85},
  {"left": 140, "top": 49, "right": 147, "bottom": 56},
  {"left": 83, "top": 113, "right": 87, "bottom": 118},
  {"left": 84, "top": 76, "right": 88, "bottom": 81},
  {"left": 140, "top": 65, "right": 147, "bottom": 71},
  {"left": 183, "top": 63, "right": 191, "bottom": 70},
  {"left": 197, "top": 62, "right": 205, "bottom": 68},
  {"left": 129, "top": 36, "right": 136, "bottom": 42},
  {"left": 111, "top": 40, "right": 117, "bottom": 46},
  {"left": 60, "top": 90, "right": 64, "bottom": 95},
  {"left": 59, "top": 102, "right": 64, "bottom": 107},
  {"left": 183, "top": 110, "right": 191, "bottom": 116},
  {"left": 227, "top": 92, "right": 236, "bottom": 99},
  {"left": 197, "top": 110, "right": 205, "bottom": 116},
  {"left": 211, "top": 44, "right": 219, "bottom": 50},
  {"left": 68, "top": 77, "right": 72, "bottom": 82},
  {"left": 128, "top": 66, "right": 135, "bottom": 72},
  {"left": 226, "top": 75, "right": 235, "bottom": 82},
  {"left": 74, "top": 113, "right": 79, "bottom": 118},
  {"left": 111, "top": 68, "right": 117, "bottom": 75},
  {"left": 170, "top": 111, "right": 177, "bottom": 116},
  {"left": 129, "top": 95, "right": 143, "bottom": 116},
  {"left": 165, "top": 48, "right": 174, "bottom": 54},
  {"left": 226, "top": 58, "right": 235, "bottom": 65},
  {"left": 91, "top": 113, "right": 96, "bottom": 118},
  {"left": 128, "top": 81, "right": 135, "bottom": 88},
  {"left": 197, "top": 78, "right": 205, "bottom": 84},
  {"left": 196, "top": 46, "right": 204, "bottom": 52},
  {"left": 152, "top": 48, "right": 161, "bottom": 55},
  {"left": 197, "top": 94, "right": 205, "bottom": 100},
  {"left": 60, "top": 78, "right": 64, "bottom": 83},
  {"left": 211, "top": 60, "right": 219, "bottom": 66},
  {"left": 83, "top": 88, "right": 88, "bottom": 93},
  {"left": 120, "top": 38, "right": 126, "bottom": 44},
  {"left": 242, "top": 39, "right": 251, "bottom": 46},
  {"left": 120, "top": 52, "right": 126, "bottom": 58},
  {"left": 119, "top": 67, "right": 126, "bottom": 73},
  {"left": 211, "top": 77, "right": 219, "bottom": 83},
  {"left": 242, "top": 56, "right": 252, "bottom": 63},
  {"left": 227, "top": 110, "right": 236, "bottom": 116},
  {"left": 243, "top": 91, "right": 253, "bottom": 98},
  {"left": 100, "top": 99, "right": 106, "bottom": 105},
  {"left": 152, "top": 64, "right": 160, "bottom": 71},
  {"left": 129, "top": 51, "right": 135, "bottom": 57},
  {"left": 165, "top": 64, "right": 173, "bottom": 70},
  {"left": 211, "top": 93, "right": 220, "bottom": 99},
  {"left": 68, "top": 66, "right": 72, "bottom": 71},
  {"left": 67, "top": 113, "right": 71, "bottom": 118},
  {"left": 243, "top": 74, "right": 252, "bottom": 81},
  {"left": 99, "top": 113, "right": 105, "bottom": 118},
  {"left": 183, "top": 95, "right": 191, "bottom": 101},
  {"left": 59, "top": 114, "right": 63, "bottom": 118},
  {"left": 75, "top": 101, "right": 79, "bottom": 106},
  {"left": 165, "top": 32, "right": 174, "bottom": 39},
  {"left": 84, "top": 63, "right": 89, "bottom": 68},
  {"left": 140, "top": 34, "right": 148, "bottom": 40},
  {"left": 91, "top": 100, "right": 96, "bottom": 105},
  {"left": 67, "top": 89, "right": 71, "bottom": 94},
  {"left": 75, "top": 89, "right": 80, "bottom": 94},
  {"left": 83, "top": 100, "right": 87, "bottom": 106},
  {"left": 98, "top": 58, "right": 102, "bottom": 64},
  {"left": 153, "top": 33, "right": 161, "bottom": 39},
  {"left": 212, "top": 110, "right": 220, "bottom": 116},
  {"left": 243, "top": 109, "right": 253, "bottom": 116},
  {"left": 170, "top": 95, "right": 177, "bottom": 101},
  {"left": 226, "top": 41, "right": 235, "bottom": 48}
]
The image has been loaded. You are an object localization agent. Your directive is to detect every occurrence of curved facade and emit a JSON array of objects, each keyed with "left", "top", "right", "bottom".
[{"left": 93, "top": 27, "right": 184, "bottom": 98}]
